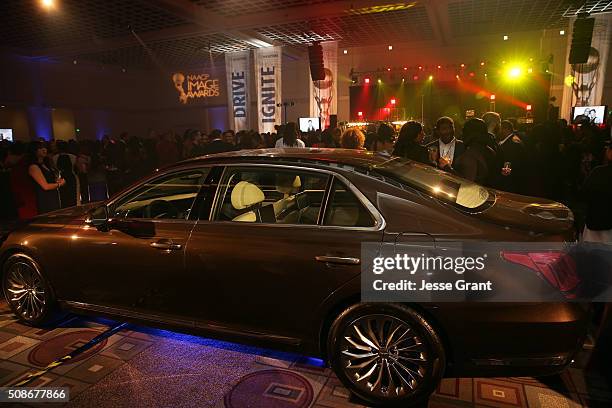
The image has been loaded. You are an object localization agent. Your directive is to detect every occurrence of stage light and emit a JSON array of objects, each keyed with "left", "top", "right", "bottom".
[
  {"left": 403, "top": 67, "right": 408, "bottom": 70},
  {"left": 73, "top": 60, "right": 77, "bottom": 65},
  {"left": 469, "top": 72, "right": 475, "bottom": 77},
  {"left": 490, "top": 94, "right": 496, "bottom": 101},
  {"left": 390, "top": 98, "right": 396, "bottom": 105},
  {"left": 377, "top": 78, "right": 382, "bottom": 84},
  {"left": 456, "top": 74, "right": 460, "bottom": 79},
  {"left": 484, "top": 73, "right": 488, "bottom": 77},
  {"left": 428, "top": 75, "right": 433, "bottom": 81},
  {"left": 388, "top": 45, "right": 393, "bottom": 51},
  {"left": 41, "top": 0, "right": 55, "bottom": 8},
  {"left": 503, "top": 35, "right": 509, "bottom": 41},
  {"left": 364, "top": 77, "right": 370, "bottom": 84},
  {"left": 343, "top": 49, "right": 348, "bottom": 54},
  {"left": 480, "top": 61, "right": 485, "bottom": 66},
  {"left": 402, "top": 77, "right": 405, "bottom": 82},
  {"left": 418, "top": 65, "right": 423, "bottom": 70},
  {"left": 560, "top": 30, "right": 565, "bottom": 35},
  {"left": 387, "top": 67, "right": 391, "bottom": 71},
  {"left": 502, "top": 60, "right": 506, "bottom": 64},
  {"left": 358, "top": 111, "right": 363, "bottom": 117},
  {"left": 413, "top": 75, "right": 419, "bottom": 80},
  {"left": 508, "top": 66, "right": 522, "bottom": 79},
  {"left": 460, "top": 63, "right": 465, "bottom": 68},
  {"left": 437, "top": 65, "right": 442, "bottom": 69},
  {"left": 526, "top": 105, "right": 532, "bottom": 111},
  {"left": 527, "top": 67, "right": 533, "bottom": 73}
]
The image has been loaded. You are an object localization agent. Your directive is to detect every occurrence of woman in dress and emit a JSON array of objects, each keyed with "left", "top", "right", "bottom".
[{"left": 28, "top": 141, "right": 65, "bottom": 214}]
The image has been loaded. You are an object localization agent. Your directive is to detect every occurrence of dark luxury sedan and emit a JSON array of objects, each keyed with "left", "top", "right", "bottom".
[{"left": 0, "top": 148, "right": 589, "bottom": 406}]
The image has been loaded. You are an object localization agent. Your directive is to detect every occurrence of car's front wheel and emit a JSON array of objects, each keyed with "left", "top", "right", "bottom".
[
  {"left": 2, "top": 253, "right": 59, "bottom": 326},
  {"left": 327, "top": 303, "right": 445, "bottom": 407}
]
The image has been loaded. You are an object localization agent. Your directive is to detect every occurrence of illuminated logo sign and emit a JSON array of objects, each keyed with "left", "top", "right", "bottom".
[{"left": 171, "top": 72, "right": 220, "bottom": 104}]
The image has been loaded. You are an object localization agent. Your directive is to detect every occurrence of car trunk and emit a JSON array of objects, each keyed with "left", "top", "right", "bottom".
[{"left": 475, "top": 190, "right": 575, "bottom": 239}]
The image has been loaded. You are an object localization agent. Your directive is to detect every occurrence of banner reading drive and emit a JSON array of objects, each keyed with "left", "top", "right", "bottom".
[
  {"left": 254, "top": 46, "right": 282, "bottom": 133},
  {"left": 225, "top": 51, "right": 250, "bottom": 131}
]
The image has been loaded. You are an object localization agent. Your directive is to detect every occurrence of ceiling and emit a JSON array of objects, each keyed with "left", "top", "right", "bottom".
[{"left": 0, "top": 0, "right": 606, "bottom": 70}]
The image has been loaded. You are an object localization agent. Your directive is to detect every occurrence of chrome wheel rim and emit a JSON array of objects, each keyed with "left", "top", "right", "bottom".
[
  {"left": 5, "top": 261, "right": 46, "bottom": 321},
  {"left": 339, "top": 314, "right": 428, "bottom": 399}
]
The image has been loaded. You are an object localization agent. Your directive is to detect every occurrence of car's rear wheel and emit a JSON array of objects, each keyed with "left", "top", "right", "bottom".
[
  {"left": 327, "top": 303, "right": 445, "bottom": 407},
  {"left": 2, "top": 254, "right": 59, "bottom": 326}
]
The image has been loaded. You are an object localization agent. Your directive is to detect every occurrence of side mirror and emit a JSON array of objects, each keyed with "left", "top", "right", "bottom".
[{"left": 85, "top": 205, "right": 110, "bottom": 231}]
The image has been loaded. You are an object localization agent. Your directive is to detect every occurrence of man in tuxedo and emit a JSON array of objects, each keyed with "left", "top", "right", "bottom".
[
  {"left": 200, "top": 129, "right": 236, "bottom": 155},
  {"left": 426, "top": 116, "right": 465, "bottom": 171}
]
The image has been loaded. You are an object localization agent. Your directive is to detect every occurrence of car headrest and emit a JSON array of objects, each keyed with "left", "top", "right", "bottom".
[
  {"left": 276, "top": 175, "right": 302, "bottom": 195},
  {"left": 231, "top": 181, "right": 265, "bottom": 210}
]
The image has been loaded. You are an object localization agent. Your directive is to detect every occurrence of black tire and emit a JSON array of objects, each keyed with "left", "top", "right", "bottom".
[
  {"left": 2, "top": 253, "right": 61, "bottom": 326},
  {"left": 327, "top": 303, "right": 445, "bottom": 407}
]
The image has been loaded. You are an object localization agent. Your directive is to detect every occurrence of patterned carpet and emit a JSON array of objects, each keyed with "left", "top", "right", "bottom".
[{"left": 0, "top": 301, "right": 609, "bottom": 408}]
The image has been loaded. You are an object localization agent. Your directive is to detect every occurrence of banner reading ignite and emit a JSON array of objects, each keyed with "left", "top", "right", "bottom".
[
  {"left": 171, "top": 72, "right": 220, "bottom": 104},
  {"left": 254, "top": 46, "right": 282, "bottom": 134},
  {"left": 225, "top": 51, "right": 250, "bottom": 131}
]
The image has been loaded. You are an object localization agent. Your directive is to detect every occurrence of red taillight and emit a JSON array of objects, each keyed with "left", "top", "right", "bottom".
[{"left": 501, "top": 251, "right": 580, "bottom": 297}]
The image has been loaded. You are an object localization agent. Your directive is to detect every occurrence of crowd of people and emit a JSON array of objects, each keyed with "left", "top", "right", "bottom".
[{"left": 0, "top": 113, "right": 610, "bottom": 239}]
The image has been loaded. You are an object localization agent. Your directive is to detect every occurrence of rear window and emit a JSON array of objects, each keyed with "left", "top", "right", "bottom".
[{"left": 373, "top": 157, "right": 494, "bottom": 211}]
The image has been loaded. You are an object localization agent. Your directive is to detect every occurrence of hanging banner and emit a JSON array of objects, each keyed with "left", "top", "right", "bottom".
[
  {"left": 309, "top": 41, "right": 338, "bottom": 130},
  {"left": 225, "top": 51, "right": 250, "bottom": 131},
  {"left": 561, "top": 14, "right": 612, "bottom": 120},
  {"left": 254, "top": 46, "right": 282, "bottom": 133}
]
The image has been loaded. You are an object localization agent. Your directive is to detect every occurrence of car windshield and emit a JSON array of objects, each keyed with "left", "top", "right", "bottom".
[{"left": 373, "top": 157, "right": 493, "bottom": 210}]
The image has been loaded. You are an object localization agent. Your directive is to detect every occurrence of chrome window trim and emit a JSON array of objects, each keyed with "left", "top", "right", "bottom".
[{"left": 204, "top": 163, "right": 386, "bottom": 232}]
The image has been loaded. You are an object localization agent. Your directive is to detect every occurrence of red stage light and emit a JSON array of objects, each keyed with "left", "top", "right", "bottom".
[
  {"left": 403, "top": 67, "right": 408, "bottom": 70},
  {"left": 418, "top": 66, "right": 423, "bottom": 70},
  {"left": 390, "top": 98, "right": 396, "bottom": 105},
  {"left": 387, "top": 67, "right": 391, "bottom": 71},
  {"left": 413, "top": 75, "right": 419, "bottom": 80},
  {"left": 469, "top": 72, "right": 475, "bottom": 77},
  {"left": 460, "top": 63, "right": 465, "bottom": 68},
  {"left": 384, "top": 107, "right": 390, "bottom": 113},
  {"left": 358, "top": 111, "right": 363, "bottom": 117},
  {"left": 526, "top": 104, "right": 532, "bottom": 111},
  {"left": 364, "top": 77, "right": 370, "bottom": 84},
  {"left": 437, "top": 65, "right": 442, "bottom": 69},
  {"left": 490, "top": 94, "right": 496, "bottom": 100}
]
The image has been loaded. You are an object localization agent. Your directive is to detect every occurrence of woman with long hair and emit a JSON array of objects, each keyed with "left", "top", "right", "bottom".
[
  {"left": 28, "top": 141, "right": 65, "bottom": 214},
  {"left": 392, "top": 121, "right": 430, "bottom": 164},
  {"left": 275, "top": 122, "right": 305, "bottom": 148}
]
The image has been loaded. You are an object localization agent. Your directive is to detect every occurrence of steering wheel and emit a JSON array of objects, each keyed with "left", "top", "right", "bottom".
[{"left": 144, "top": 200, "right": 178, "bottom": 219}]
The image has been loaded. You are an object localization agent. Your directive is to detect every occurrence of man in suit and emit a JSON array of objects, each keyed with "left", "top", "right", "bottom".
[
  {"left": 497, "top": 120, "right": 526, "bottom": 193},
  {"left": 426, "top": 116, "right": 465, "bottom": 171},
  {"left": 199, "top": 129, "right": 236, "bottom": 155}
]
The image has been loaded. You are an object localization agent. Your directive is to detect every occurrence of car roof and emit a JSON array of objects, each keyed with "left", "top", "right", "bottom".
[{"left": 180, "top": 148, "right": 392, "bottom": 169}]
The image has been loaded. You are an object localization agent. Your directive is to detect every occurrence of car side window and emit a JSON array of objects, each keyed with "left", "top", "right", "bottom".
[
  {"left": 214, "top": 167, "right": 329, "bottom": 225},
  {"left": 111, "top": 169, "right": 209, "bottom": 220},
  {"left": 323, "top": 179, "right": 375, "bottom": 227}
]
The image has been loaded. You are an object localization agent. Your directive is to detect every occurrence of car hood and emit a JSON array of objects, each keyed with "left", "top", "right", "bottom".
[
  {"left": 477, "top": 190, "right": 574, "bottom": 235},
  {"left": 28, "top": 203, "right": 101, "bottom": 227}
]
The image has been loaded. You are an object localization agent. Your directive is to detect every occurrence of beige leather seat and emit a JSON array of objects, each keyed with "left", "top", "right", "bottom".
[
  {"left": 273, "top": 175, "right": 302, "bottom": 220},
  {"left": 231, "top": 181, "right": 265, "bottom": 222}
]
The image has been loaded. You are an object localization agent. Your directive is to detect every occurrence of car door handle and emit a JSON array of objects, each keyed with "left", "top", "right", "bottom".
[
  {"left": 315, "top": 256, "right": 360, "bottom": 265},
  {"left": 150, "top": 240, "right": 182, "bottom": 251}
]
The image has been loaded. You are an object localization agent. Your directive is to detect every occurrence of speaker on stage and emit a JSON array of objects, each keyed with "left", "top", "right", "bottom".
[
  {"left": 308, "top": 43, "right": 326, "bottom": 81},
  {"left": 569, "top": 17, "right": 595, "bottom": 64},
  {"left": 329, "top": 114, "right": 338, "bottom": 129}
]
